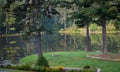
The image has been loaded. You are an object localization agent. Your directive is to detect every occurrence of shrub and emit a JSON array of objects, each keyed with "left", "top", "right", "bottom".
[
  {"left": 35, "top": 66, "right": 40, "bottom": 71},
  {"left": 5, "top": 64, "right": 11, "bottom": 69},
  {"left": 0, "top": 64, "right": 4, "bottom": 68},
  {"left": 32, "top": 65, "right": 46, "bottom": 72},
  {"left": 23, "top": 64, "right": 30, "bottom": 70},
  {"left": 37, "top": 55, "right": 49, "bottom": 67},
  {"left": 30, "top": 64, "right": 36, "bottom": 71},
  {"left": 17, "top": 64, "right": 25, "bottom": 70},
  {"left": 1, "top": 64, "right": 12, "bottom": 69},
  {"left": 10, "top": 65, "right": 18, "bottom": 69},
  {"left": 16, "top": 64, "right": 30, "bottom": 70},
  {"left": 83, "top": 65, "right": 90, "bottom": 69}
]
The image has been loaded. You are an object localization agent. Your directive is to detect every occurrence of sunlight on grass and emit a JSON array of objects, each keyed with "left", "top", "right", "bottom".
[
  {"left": 21, "top": 51, "right": 120, "bottom": 72},
  {"left": 21, "top": 54, "right": 37, "bottom": 64}
]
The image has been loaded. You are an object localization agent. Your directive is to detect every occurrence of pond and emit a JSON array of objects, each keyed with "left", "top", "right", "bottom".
[{"left": 0, "top": 33, "right": 120, "bottom": 63}]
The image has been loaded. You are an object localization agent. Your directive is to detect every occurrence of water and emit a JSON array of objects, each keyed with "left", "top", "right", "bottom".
[
  {"left": 0, "top": 33, "right": 120, "bottom": 63},
  {"left": 42, "top": 33, "right": 120, "bottom": 53}
]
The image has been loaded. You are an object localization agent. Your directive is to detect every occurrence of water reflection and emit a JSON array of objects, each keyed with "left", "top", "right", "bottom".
[{"left": 0, "top": 33, "right": 120, "bottom": 63}]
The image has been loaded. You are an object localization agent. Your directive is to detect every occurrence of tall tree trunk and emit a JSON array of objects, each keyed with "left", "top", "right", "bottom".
[
  {"left": 6, "top": 12, "right": 10, "bottom": 59},
  {"left": 86, "top": 24, "right": 91, "bottom": 52},
  {"left": 46, "top": 33, "right": 49, "bottom": 52},
  {"left": 64, "top": 8, "right": 67, "bottom": 31},
  {"left": 5, "top": 25, "right": 9, "bottom": 59},
  {"left": 63, "top": 8, "right": 67, "bottom": 51},
  {"left": 64, "top": 34, "right": 67, "bottom": 51},
  {"left": 34, "top": 0, "right": 43, "bottom": 58},
  {"left": 101, "top": 18, "right": 107, "bottom": 54},
  {"left": 35, "top": 32, "right": 42, "bottom": 58}
]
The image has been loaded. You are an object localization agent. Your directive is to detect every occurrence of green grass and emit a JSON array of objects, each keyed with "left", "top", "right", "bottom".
[
  {"left": 0, "top": 69, "right": 33, "bottom": 72},
  {"left": 21, "top": 51, "right": 120, "bottom": 72}
]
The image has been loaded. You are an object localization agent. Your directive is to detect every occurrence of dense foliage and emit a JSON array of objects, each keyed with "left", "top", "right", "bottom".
[{"left": 37, "top": 55, "right": 49, "bottom": 67}]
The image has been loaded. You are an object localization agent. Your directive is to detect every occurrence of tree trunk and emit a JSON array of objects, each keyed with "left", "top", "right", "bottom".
[
  {"left": 86, "top": 24, "right": 91, "bottom": 52},
  {"left": 101, "top": 18, "right": 107, "bottom": 54},
  {"left": 35, "top": 32, "right": 42, "bottom": 58},
  {"left": 46, "top": 33, "right": 49, "bottom": 52},
  {"left": 64, "top": 8, "right": 67, "bottom": 31},
  {"left": 64, "top": 34, "right": 67, "bottom": 51},
  {"left": 34, "top": 0, "right": 43, "bottom": 58}
]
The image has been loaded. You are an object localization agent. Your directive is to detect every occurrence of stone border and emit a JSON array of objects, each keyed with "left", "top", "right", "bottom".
[
  {"left": 62, "top": 67, "right": 102, "bottom": 72},
  {"left": 87, "top": 55, "right": 120, "bottom": 61},
  {"left": 50, "top": 67, "right": 101, "bottom": 72}
]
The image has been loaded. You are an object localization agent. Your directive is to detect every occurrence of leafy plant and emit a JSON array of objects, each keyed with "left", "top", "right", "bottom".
[
  {"left": 83, "top": 65, "right": 90, "bottom": 69},
  {"left": 16, "top": 64, "right": 31, "bottom": 70},
  {"left": 37, "top": 55, "right": 49, "bottom": 67},
  {"left": 5, "top": 64, "right": 11, "bottom": 69}
]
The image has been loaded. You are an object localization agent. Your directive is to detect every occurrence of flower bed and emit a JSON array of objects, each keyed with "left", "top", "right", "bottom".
[{"left": 0, "top": 64, "right": 98, "bottom": 72}]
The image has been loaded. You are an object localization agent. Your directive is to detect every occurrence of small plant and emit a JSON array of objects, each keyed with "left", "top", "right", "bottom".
[
  {"left": 10, "top": 65, "right": 18, "bottom": 69},
  {"left": 5, "top": 64, "right": 11, "bottom": 69},
  {"left": 0, "top": 64, "right": 4, "bottom": 68},
  {"left": 83, "top": 65, "right": 90, "bottom": 69},
  {"left": 37, "top": 55, "right": 49, "bottom": 67},
  {"left": 23, "top": 64, "right": 31, "bottom": 70},
  {"left": 32, "top": 65, "right": 46, "bottom": 72},
  {"left": 30, "top": 64, "right": 36, "bottom": 71},
  {"left": 16, "top": 64, "right": 30, "bottom": 70},
  {"left": 17, "top": 64, "right": 25, "bottom": 70},
  {"left": 34, "top": 65, "right": 41, "bottom": 71}
]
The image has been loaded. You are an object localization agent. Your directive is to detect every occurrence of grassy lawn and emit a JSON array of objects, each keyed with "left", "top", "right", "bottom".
[
  {"left": 0, "top": 69, "right": 33, "bottom": 72},
  {"left": 21, "top": 51, "right": 120, "bottom": 72}
]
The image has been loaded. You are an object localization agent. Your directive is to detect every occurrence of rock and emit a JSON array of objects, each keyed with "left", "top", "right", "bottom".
[
  {"left": 52, "top": 54, "right": 59, "bottom": 57},
  {"left": 97, "top": 68, "right": 102, "bottom": 72}
]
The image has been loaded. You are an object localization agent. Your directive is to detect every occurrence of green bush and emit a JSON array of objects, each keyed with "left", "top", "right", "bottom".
[
  {"left": 30, "top": 64, "right": 36, "bottom": 71},
  {"left": 34, "top": 66, "right": 45, "bottom": 72},
  {"left": 35, "top": 65, "right": 41, "bottom": 71},
  {"left": 0, "top": 64, "right": 4, "bottom": 68},
  {"left": 15, "top": 64, "right": 31, "bottom": 70},
  {"left": 5, "top": 64, "right": 11, "bottom": 69},
  {"left": 83, "top": 65, "right": 90, "bottom": 69},
  {"left": 23, "top": 64, "right": 30, "bottom": 70},
  {"left": 10, "top": 65, "right": 18, "bottom": 69},
  {"left": 17, "top": 64, "right": 24, "bottom": 70},
  {"left": 37, "top": 55, "right": 49, "bottom": 67}
]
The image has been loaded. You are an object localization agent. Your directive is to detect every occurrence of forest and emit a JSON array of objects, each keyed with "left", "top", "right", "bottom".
[{"left": 0, "top": 0, "right": 120, "bottom": 72}]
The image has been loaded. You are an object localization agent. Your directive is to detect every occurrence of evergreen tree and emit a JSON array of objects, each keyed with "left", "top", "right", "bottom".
[
  {"left": 92, "top": 0, "right": 120, "bottom": 54},
  {"left": 3, "top": 0, "right": 60, "bottom": 64},
  {"left": 69, "top": 0, "right": 94, "bottom": 52}
]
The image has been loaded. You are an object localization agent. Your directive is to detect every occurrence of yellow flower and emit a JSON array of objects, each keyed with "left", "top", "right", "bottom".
[
  {"left": 57, "top": 66, "right": 64, "bottom": 69},
  {"left": 46, "top": 67, "right": 49, "bottom": 70}
]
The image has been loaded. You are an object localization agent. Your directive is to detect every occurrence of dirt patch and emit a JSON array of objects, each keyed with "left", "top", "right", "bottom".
[{"left": 87, "top": 54, "right": 120, "bottom": 61}]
